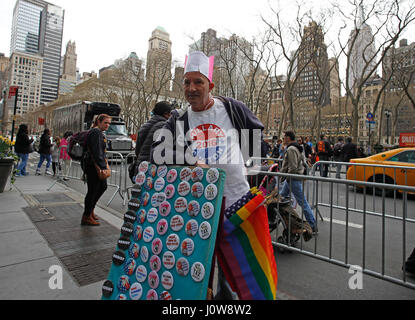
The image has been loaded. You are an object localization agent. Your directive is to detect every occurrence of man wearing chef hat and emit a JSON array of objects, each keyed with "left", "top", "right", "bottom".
[{"left": 151, "top": 51, "right": 267, "bottom": 300}]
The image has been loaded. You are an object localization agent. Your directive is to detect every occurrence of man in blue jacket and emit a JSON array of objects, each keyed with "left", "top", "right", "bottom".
[
  {"left": 151, "top": 51, "right": 266, "bottom": 209},
  {"left": 151, "top": 51, "right": 266, "bottom": 300}
]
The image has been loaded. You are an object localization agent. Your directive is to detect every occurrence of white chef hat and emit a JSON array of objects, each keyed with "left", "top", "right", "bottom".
[{"left": 184, "top": 51, "right": 215, "bottom": 82}]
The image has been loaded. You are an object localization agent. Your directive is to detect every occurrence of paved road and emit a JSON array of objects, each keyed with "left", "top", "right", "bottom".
[{"left": 26, "top": 154, "right": 415, "bottom": 299}]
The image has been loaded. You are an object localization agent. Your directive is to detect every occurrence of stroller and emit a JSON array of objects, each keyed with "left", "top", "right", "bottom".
[{"left": 248, "top": 162, "right": 313, "bottom": 253}]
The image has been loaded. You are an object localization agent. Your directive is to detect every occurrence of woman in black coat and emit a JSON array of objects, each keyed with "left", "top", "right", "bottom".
[
  {"left": 36, "top": 128, "right": 53, "bottom": 175},
  {"left": 14, "top": 124, "right": 33, "bottom": 176}
]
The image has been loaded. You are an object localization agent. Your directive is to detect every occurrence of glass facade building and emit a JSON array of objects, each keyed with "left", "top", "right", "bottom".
[{"left": 10, "top": 0, "right": 64, "bottom": 106}]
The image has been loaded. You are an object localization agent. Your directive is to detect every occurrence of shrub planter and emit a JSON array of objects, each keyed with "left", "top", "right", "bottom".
[{"left": 0, "top": 158, "right": 14, "bottom": 193}]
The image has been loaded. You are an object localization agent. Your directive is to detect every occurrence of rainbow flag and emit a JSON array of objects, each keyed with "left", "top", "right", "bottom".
[{"left": 217, "top": 194, "right": 278, "bottom": 300}]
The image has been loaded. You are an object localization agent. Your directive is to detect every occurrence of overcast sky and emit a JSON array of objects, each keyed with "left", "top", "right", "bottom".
[
  {"left": 1, "top": 0, "right": 413, "bottom": 76},
  {"left": 0, "top": 0, "right": 279, "bottom": 73}
]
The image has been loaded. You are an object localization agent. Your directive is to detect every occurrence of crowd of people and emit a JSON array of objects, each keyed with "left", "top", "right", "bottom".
[
  {"left": 265, "top": 133, "right": 365, "bottom": 178},
  {"left": 14, "top": 125, "right": 73, "bottom": 180}
]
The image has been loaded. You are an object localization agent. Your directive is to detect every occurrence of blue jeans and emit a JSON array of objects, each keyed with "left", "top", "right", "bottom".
[
  {"left": 280, "top": 179, "right": 316, "bottom": 229},
  {"left": 37, "top": 153, "right": 52, "bottom": 170},
  {"left": 17, "top": 153, "right": 29, "bottom": 175}
]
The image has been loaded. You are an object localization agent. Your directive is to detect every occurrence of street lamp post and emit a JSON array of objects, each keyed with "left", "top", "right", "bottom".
[{"left": 384, "top": 109, "right": 392, "bottom": 145}]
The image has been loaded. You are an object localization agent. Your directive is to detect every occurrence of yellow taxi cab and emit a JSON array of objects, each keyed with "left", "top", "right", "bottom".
[{"left": 346, "top": 148, "right": 415, "bottom": 194}]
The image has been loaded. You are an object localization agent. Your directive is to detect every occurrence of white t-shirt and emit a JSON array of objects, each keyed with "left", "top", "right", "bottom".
[{"left": 187, "top": 98, "right": 250, "bottom": 208}]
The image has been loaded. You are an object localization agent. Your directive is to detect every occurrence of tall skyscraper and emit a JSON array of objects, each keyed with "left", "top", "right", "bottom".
[
  {"left": 294, "top": 21, "right": 330, "bottom": 106},
  {"left": 347, "top": 4, "right": 377, "bottom": 90},
  {"left": 189, "top": 29, "right": 254, "bottom": 100},
  {"left": 59, "top": 40, "right": 77, "bottom": 94},
  {"left": 146, "top": 26, "right": 172, "bottom": 92},
  {"left": 10, "top": 0, "right": 64, "bottom": 106}
]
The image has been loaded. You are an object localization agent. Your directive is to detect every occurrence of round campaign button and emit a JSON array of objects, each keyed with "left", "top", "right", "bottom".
[
  {"left": 181, "top": 238, "right": 195, "bottom": 257},
  {"left": 112, "top": 250, "right": 126, "bottom": 266},
  {"left": 138, "top": 161, "right": 149, "bottom": 173},
  {"left": 164, "top": 184, "right": 175, "bottom": 200},
  {"left": 178, "top": 181, "right": 191, "bottom": 196},
  {"left": 141, "top": 192, "right": 150, "bottom": 207},
  {"left": 128, "top": 198, "right": 141, "bottom": 211},
  {"left": 148, "top": 271, "right": 160, "bottom": 289},
  {"left": 187, "top": 200, "right": 200, "bottom": 217},
  {"left": 166, "top": 233, "right": 180, "bottom": 251},
  {"left": 160, "top": 291, "right": 172, "bottom": 300},
  {"left": 146, "top": 289, "right": 158, "bottom": 300},
  {"left": 191, "top": 262, "right": 206, "bottom": 282},
  {"left": 191, "top": 182, "right": 204, "bottom": 198},
  {"left": 204, "top": 184, "right": 218, "bottom": 201},
  {"left": 129, "top": 282, "right": 143, "bottom": 300},
  {"left": 131, "top": 184, "right": 142, "bottom": 198},
  {"left": 154, "top": 177, "right": 165, "bottom": 192},
  {"left": 150, "top": 255, "right": 162, "bottom": 272},
  {"left": 116, "top": 294, "right": 127, "bottom": 300},
  {"left": 121, "top": 222, "right": 134, "bottom": 237},
  {"left": 199, "top": 221, "right": 212, "bottom": 240},
  {"left": 117, "top": 275, "right": 131, "bottom": 293},
  {"left": 135, "top": 265, "right": 147, "bottom": 283},
  {"left": 201, "top": 202, "right": 215, "bottom": 220},
  {"left": 192, "top": 167, "right": 204, "bottom": 182},
  {"left": 144, "top": 177, "right": 153, "bottom": 190},
  {"left": 135, "top": 172, "right": 146, "bottom": 185},
  {"left": 124, "top": 210, "right": 136, "bottom": 224},
  {"left": 161, "top": 271, "right": 174, "bottom": 290},
  {"left": 151, "top": 192, "right": 166, "bottom": 207},
  {"left": 149, "top": 164, "right": 158, "bottom": 178},
  {"left": 147, "top": 208, "right": 158, "bottom": 223},
  {"left": 124, "top": 258, "right": 136, "bottom": 276},
  {"left": 206, "top": 168, "right": 220, "bottom": 184},
  {"left": 102, "top": 280, "right": 114, "bottom": 298},
  {"left": 157, "top": 219, "right": 169, "bottom": 236},
  {"left": 151, "top": 238, "right": 163, "bottom": 256},
  {"left": 140, "top": 246, "right": 149, "bottom": 263},
  {"left": 185, "top": 219, "right": 199, "bottom": 237},
  {"left": 128, "top": 243, "right": 140, "bottom": 259},
  {"left": 133, "top": 225, "right": 143, "bottom": 242},
  {"left": 137, "top": 209, "right": 146, "bottom": 224},
  {"left": 162, "top": 251, "right": 176, "bottom": 270},
  {"left": 180, "top": 167, "right": 192, "bottom": 182},
  {"left": 157, "top": 165, "right": 168, "bottom": 178},
  {"left": 166, "top": 169, "right": 178, "bottom": 183},
  {"left": 117, "top": 236, "right": 131, "bottom": 251},
  {"left": 174, "top": 197, "right": 188, "bottom": 213},
  {"left": 176, "top": 257, "right": 190, "bottom": 277},
  {"left": 159, "top": 201, "right": 171, "bottom": 217},
  {"left": 143, "top": 226, "right": 155, "bottom": 243},
  {"left": 170, "top": 215, "right": 184, "bottom": 232}
]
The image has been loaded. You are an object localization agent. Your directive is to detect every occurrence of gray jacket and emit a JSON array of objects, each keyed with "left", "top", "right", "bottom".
[{"left": 281, "top": 143, "right": 304, "bottom": 175}]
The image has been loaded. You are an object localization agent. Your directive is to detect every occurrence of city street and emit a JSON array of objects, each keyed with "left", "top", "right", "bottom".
[{"left": 23, "top": 153, "right": 415, "bottom": 299}]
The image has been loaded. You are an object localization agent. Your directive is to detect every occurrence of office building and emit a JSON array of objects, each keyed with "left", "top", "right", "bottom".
[{"left": 10, "top": 0, "right": 64, "bottom": 105}]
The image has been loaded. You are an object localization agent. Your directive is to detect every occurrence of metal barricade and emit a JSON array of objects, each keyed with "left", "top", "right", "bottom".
[
  {"left": 251, "top": 168, "right": 415, "bottom": 290},
  {"left": 310, "top": 160, "right": 415, "bottom": 223},
  {"left": 47, "top": 146, "right": 126, "bottom": 206}
]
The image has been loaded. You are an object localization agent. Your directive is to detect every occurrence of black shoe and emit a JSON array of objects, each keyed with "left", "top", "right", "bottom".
[{"left": 312, "top": 226, "right": 318, "bottom": 235}]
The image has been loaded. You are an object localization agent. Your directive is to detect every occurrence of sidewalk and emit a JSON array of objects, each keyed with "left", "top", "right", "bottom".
[{"left": 0, "top": 173, "right": 123, "bottom": 300}]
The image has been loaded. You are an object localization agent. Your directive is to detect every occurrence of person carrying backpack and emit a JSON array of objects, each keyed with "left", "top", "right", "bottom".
[
  {"left": 317, "top": 134, "right": 333, "bottom": 177},
  {"left": 333, "top": 137, "right": 344, "bottom": 179},
  {"left": 81, "top": 114, "right": 111, "bottom": 226}
]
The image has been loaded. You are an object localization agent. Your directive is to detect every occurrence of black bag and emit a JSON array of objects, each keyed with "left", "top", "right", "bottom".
[{"left": 67, "top": 130, "right": 89, "bottom": 161}]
